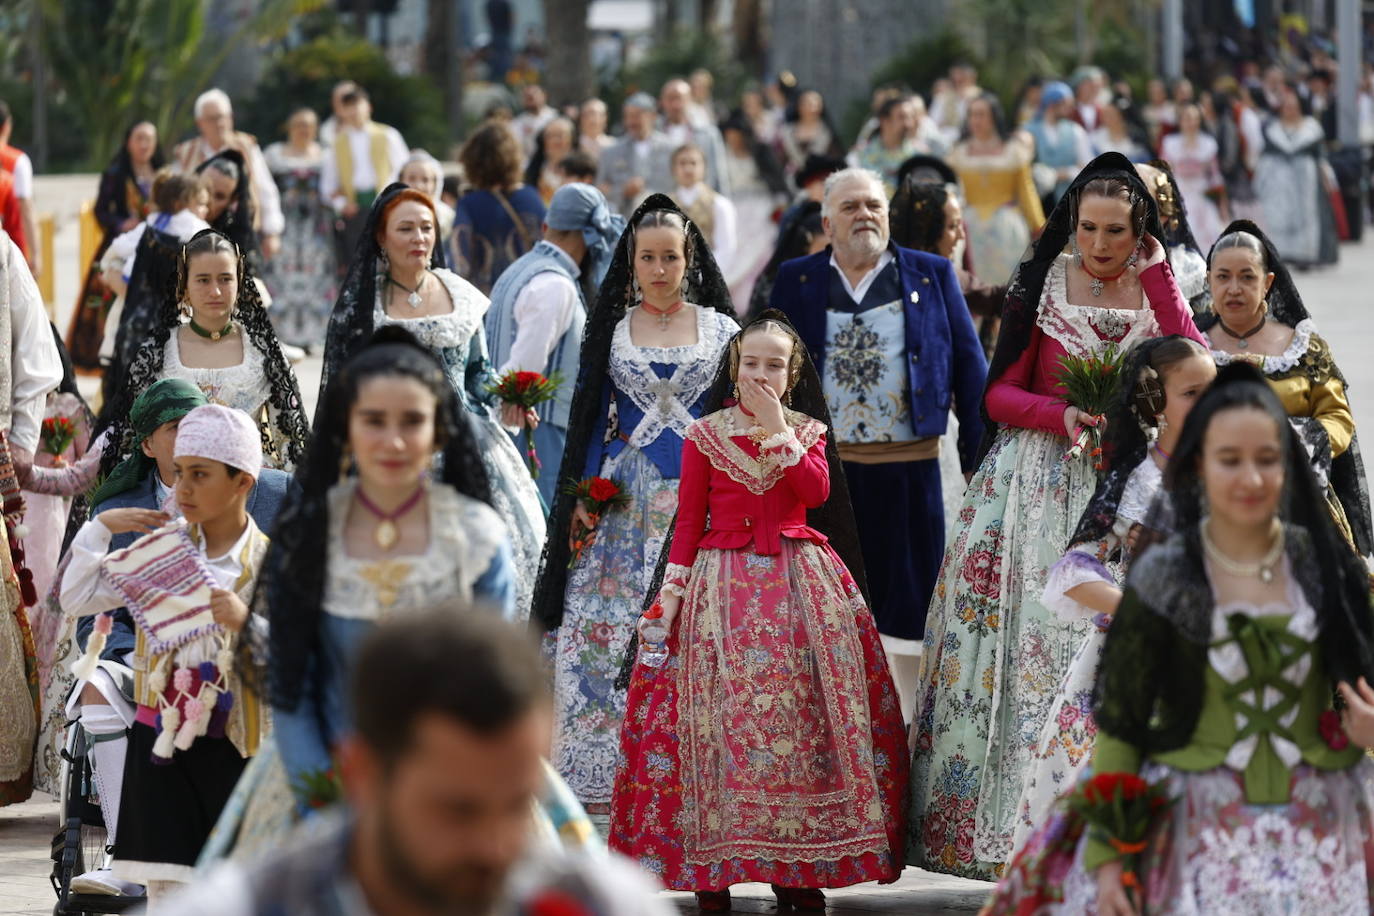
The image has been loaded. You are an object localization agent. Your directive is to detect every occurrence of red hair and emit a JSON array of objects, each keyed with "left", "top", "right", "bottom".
[{"left": 373, "top": 188, "right": 440, "bottom": 246}]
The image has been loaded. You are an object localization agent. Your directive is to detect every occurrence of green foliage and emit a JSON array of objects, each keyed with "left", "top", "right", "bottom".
[
  {"left": 600, "top": 27, "right": 747, "bottom": 127},
  {"left": 39, "top": 0, "right": 324, "bottom": 169},
  {"left": 241, "top": 18, "right": 449, "bottom": 156}
]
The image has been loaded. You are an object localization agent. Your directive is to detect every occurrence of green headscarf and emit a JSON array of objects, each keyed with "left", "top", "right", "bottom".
[{"left": 89, "top": 379, "right": 208, "bottom": 507}]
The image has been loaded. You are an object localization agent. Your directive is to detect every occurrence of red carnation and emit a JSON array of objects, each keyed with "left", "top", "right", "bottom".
[
  {"left": 1320, "top": 709, "right": 1350, "bottom": 751},
  {"left": 588, "top": 477, "right": 620, "bottom": 503}
]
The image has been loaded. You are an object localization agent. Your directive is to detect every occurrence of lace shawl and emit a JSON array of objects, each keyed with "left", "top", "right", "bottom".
[
  {"left": 322, "top": 480, "right": 505, "bottom": 621},
  {"left": 607, "top": 307, "right": 737, "bottom": 450},
  {"left": 687, "top": 408, "right": 825, "bottom": 496}
]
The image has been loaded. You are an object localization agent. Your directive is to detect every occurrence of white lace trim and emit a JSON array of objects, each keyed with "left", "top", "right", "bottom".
[
  {"left": 1042, "top": 549, "right": 1115, "bottom": 622},
  {"left": 1115, "top": 458, "right": 1163, "bottom": 532},
  {"left": 761, "top": 429, "right": 806, "bottom": 468},
  {"left": 323, "top": 480, "right": 506, "bottom": 621},
  {"left": 663, "top": 562, "right": 693, "bottom": 592},
  {"left": 1037, "top": 254, "right": 1160, "bottom": 358},
  {"left": 608, "top": 306, "right": 736, "bottom": 450},
  {"left": 1210, "top": 318, "right": 1314, "bottom": 375},
  {"left": 163, "top": 331, "right": 271, "bottom": 419},
  {"left": 373, "top": 268, "right": 489, "bottom": 352},
  {"left": 1207, "top": 560, "right": 1316, "bottom": 774}
]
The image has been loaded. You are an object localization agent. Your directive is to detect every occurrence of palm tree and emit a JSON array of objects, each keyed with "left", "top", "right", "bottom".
[{"left": 542, "top": 0, "right": 593, "bottom": 107}]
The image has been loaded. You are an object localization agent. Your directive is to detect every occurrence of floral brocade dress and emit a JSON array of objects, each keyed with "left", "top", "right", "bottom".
[
  {"left": 989, "top": 538, "right": 1374, "bottom": 915},
  {"left": 551, "top": 305, "right": 735, "bottom": 809},
  {"left": 909, "top": 255, "right": 1203, "bottom": 879},
  {"left": 609, "top": 409, "right": 907, "bottom": 889},
  {"left": 1009, "top": 457, "right": 1163, "bottom": 855}
]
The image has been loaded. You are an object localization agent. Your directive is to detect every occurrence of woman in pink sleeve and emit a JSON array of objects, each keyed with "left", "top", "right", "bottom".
[
  {"left": 610, "top": 313, "right": 907, "bottom": 912},
  {"left": 907, "top": 152, "right": 1206, "bottom": 880}
]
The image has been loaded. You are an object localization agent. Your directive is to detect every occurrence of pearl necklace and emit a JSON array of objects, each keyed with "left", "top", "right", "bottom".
[{"left": 1201, "top": 517, "right": 1284, "bottom": 583}]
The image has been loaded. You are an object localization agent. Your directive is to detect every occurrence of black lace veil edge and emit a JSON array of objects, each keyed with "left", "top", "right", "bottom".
[
  {"left": 262, "top": 326, "right": 497, "bottom": 710},
  {"left": 99, "top": 228, "right": 182, "bottom": 419},
  {"left": 977, "top": 152, "right": 1178, "bottom": 463},
  {"left": 614, "top": 310, "right": 871, "bottom": 690},
  {"left": 1198, "top": 219, "right": 1309, "bottom": 331},
  {"left": 1199, "top": 219, "right": 1372, "bottom": 555},
  {"left": 1145, "top": 158, "right": 1204, "bottom": 259},
  {"left": 317, "top": 182, "right": 445, "bottom": 426},
  {"left": 530, "top": 192, "right": 740, "bottom": 632},
  {"left": 1094, "top": 364, "right": 1374, "bottom": 752},
  {"left": 196, "top": 149, "right": 259, "bottom": 258}
]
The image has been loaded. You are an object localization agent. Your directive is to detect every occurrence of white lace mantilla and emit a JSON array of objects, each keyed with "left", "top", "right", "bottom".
[
  {"left": 373, "top": 268, "right": 489, "bottom": 350},
  {"left": 164, "top": 331, "right": 271, "bottom": 419},
  {"left": 1115, "top": 457, "right": 1163, "bottom": 534},
  {"left": 323, "top": 480, "right": 506, "bottom": 621},
  {"left": 1210, "top": 319, "right": 1313, "bottom": 375},
  {"left": 609, "top": 305, "right": 736, "bottom": 450},
  {"left": 1037, "top": 254, "right": 1160, "bottom": 357},
  {"left": 1207, "top": 561, "right": 1316, "bottom": 774}
]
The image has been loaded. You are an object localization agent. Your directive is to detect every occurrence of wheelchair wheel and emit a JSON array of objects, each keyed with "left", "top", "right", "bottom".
[{"left": 49, "top": 719, "right": 143, "bottom": 914}]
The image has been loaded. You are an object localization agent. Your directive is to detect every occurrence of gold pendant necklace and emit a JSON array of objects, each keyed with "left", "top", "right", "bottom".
[{"left": 354, "top": 484, "right": 426, "bottom": 551}]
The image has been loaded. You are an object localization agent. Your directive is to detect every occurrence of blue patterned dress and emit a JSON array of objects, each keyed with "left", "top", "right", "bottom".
[{"left": 550, "top": 305, "right": 735, "bottom": 808}]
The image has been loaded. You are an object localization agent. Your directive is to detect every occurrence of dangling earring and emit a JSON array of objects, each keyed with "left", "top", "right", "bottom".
[
  {"left": 339, "top": 447, "right": 353, "bottom": 480},
  {"left": 731, "top": 383, "right": 740, "bottom": 402},
  {"left": 628, "top": 275, "right": 642, "bottom": 304},
  {"left": 178, "top": 300, "right": 191, "bottom": 319},
  {"left": 379, "top": 250, "right": 390, "bottom": 273},
  {"left": 1126, "top": 240, "right": 1142, "bottom": 268},
  {"left": 783, "top": 388, "right": 792, "bottom": 407}
]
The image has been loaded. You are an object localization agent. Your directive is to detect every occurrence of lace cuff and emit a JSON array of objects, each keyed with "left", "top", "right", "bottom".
[
  {"left": 1043, "top": 550, "right": 1114, "bottom": 622},
  {"left": 661, "top": 562, "right": 693, "bottom": 597},
  {"left": 759, "top": 429, "right": 805, "bottom": 469}
]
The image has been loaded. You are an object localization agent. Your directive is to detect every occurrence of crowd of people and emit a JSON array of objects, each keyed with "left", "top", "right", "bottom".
[{"left": 0, "top": 35, "right": 1373, "bottom": 916}]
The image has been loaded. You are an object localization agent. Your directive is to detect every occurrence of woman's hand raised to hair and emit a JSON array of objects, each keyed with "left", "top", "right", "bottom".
[
  {"left": 738, "top": 377, "right": 788, "bottom": 435},
  {"left": 1136, "top": 233, "right": 1166, "bottom": 272}
]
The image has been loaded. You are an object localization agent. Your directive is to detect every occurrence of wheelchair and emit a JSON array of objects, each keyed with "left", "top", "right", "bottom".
[{"left": 49, "top": 714, "right": 143, "bottom": 915}]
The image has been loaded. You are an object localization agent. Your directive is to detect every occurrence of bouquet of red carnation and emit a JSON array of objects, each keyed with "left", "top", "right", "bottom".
[
  {"left": 40, "top": 416, "right": 77, "bottom": 465},
  {"left": 293, "top": 764, "right": 344, "bottom": 811},
  {"left": 1067, "top": 771, "right": 1173, "bottom": 898},
  {"left": 1054, "top": 345, "right": 1125, "bottom": 473},
  {"left": 562, "top": 476, "right": 631, "bottom": 568},
  {"left": 487, "top": 370, "right": 563, "bottom": 478}
]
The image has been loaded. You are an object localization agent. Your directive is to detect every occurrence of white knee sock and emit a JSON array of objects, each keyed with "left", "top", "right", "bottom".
[{"left": 80, "top": 704, "right": 128, "bottom": 847}]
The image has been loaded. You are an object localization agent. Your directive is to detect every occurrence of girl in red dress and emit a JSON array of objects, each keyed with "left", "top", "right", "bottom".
[{"left": 609, "top": 313, "right": 908, "bottom": 911}]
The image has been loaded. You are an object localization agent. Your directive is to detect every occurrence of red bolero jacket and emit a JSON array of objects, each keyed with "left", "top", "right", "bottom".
[{"left": 663, "top": 409, "right": 830, "bottom": 591}]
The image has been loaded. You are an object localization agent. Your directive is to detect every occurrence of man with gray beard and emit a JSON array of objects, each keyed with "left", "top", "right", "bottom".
[{"left": 769, "top": 168, "right": 987, "bottom": 714}]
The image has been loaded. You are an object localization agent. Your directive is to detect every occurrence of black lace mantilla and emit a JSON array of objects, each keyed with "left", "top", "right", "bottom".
[
  {"left": 530, "top": 193, "right": 739, "bottom": 632},
  {"left": 979, "top": 152, "right": 1183, "bottom": 463}
]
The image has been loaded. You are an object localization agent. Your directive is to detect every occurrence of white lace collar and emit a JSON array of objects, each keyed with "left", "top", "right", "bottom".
[
  {"left": 1206, "top": 559, "right": 1316, "bottom": 773},
  {"left": 1036, "top": 255, "right": 1160, "bottom": 358},
  {"left": 374, "top": 268, "right": 489, "bottom": 351},
  {"left": 1210, "top": 318, "right": 1313, "bottom": 375},
  {"left": 323, "top": 479, "right": 506, "bottom": 621},
  {"left": 608, "top": 305, "right": 736, "bottom": 449}
]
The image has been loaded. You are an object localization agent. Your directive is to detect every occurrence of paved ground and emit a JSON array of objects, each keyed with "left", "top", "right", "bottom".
[{"left": 5, "top": 178, "right": 1374, "bottom": 912}]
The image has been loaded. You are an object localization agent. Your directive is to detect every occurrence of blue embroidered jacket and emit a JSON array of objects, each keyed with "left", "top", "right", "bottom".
[{"left": 769, "top": 243, "right": 989, "bottom": 471}]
